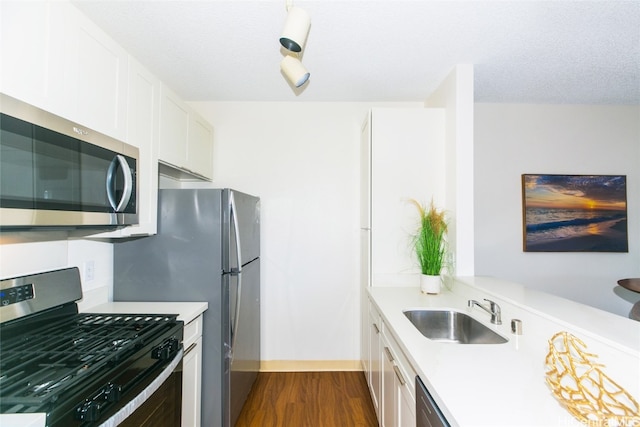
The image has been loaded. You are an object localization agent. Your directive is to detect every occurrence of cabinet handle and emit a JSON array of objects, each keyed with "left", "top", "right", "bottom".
[
  {"left": 384, "top": 346, "right": 394, "bottom": 362},
  {"left": 393, "top": 365, "right": 406, "bottom": 385},
  {"left": 373, "top": 323, "right": 380, "bottom": 334},
  {"left": 184, "top": 342, "right": 198, "bottom": 356}
]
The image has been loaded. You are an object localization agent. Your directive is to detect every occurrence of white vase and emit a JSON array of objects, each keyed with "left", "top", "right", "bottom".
[{"left": 420, "top": 274, "right": 441, "bottom": 294}]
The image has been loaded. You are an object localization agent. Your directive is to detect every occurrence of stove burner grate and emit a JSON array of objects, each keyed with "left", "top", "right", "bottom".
[{"left": 0, "top": 313, "right": 177, "bottom": 409}]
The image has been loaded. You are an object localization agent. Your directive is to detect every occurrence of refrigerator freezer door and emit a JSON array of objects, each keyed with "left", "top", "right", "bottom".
[{"left": 225, "top": 190, "right": 260, "bottom": 272}]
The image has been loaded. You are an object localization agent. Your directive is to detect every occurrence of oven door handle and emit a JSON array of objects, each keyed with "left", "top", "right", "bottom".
[{"left": 95, "top": 348, "right": 183, "bottom": 427}]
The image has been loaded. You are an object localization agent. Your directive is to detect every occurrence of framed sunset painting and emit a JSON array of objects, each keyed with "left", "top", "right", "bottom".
[{"left": 522, "top": 174, "right": 628, "bottom": 252}]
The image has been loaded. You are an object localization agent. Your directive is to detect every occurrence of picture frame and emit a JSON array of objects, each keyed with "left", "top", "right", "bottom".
[{"left": 521, "top": 174, "right": 628, "bottom": 252}]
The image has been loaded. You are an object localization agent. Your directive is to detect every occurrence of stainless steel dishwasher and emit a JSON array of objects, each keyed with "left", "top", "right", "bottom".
[{"left": 416, "top": 376, "right": 450, "bottom": 427}]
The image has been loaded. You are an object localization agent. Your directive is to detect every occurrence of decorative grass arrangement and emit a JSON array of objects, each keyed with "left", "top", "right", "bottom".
[{"left": 410, "top": 199, "right": 448, "bottom": 276}]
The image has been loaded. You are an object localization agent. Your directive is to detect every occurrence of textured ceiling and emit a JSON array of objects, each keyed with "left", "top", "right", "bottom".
[{"left": 71, "top": 0, "right": 640, "bottom": 104}]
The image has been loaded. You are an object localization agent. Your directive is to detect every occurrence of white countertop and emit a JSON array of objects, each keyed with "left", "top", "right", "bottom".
[
  {"left": 0, "top": 414, "right": 47, "bottom": 427},
  {"left": 369, "top": 278, "right": 640, "bottom": 427},
  {"left": 85, "top": 301, "right": 208, "bottom": 325}
]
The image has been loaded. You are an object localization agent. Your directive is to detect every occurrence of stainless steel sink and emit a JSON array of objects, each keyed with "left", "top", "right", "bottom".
[{"left": 403, "top": 309, "right": 508, "bottom": 344}]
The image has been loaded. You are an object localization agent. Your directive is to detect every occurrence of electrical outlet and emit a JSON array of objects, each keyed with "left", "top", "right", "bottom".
[{"left": 84, "top": 260, "right": 95, "bottom": 283}]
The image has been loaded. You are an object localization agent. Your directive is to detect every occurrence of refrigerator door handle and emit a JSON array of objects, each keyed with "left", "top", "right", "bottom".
[
  {"left": 229, "top": 191, "right": 243, "bottom": 357},
  {"left": 230, "top": 191, "right": 243, "bottom": 272},
  {"left": 231, "top": 273, "right": 242, "bottom": 357}
]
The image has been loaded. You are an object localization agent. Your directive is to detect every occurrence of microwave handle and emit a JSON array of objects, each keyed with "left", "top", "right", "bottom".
[{"left": 106, "top": 155, "right": 133, "bottom": 212}]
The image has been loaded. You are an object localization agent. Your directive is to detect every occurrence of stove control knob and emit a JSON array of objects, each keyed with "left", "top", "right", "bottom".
[
  {"left": 76, "top": 400, "right": 101, "bottom": 422},
  {"left": 105, "top": 383, "right": 122, "bottom": 403},
  {"left": 152, "top": 338, "right": 179, "bottom": 361}
]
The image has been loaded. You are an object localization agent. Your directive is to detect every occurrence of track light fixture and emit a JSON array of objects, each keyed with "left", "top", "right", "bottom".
[
  {"left": 279, "top": 0, "right": 311, "bottom": 89},
  {"left": 279, "top": 5, "right": 311, "bottom": 53},
  {"left": 280, "top": 55, "right": 310, "bottom": 88}
]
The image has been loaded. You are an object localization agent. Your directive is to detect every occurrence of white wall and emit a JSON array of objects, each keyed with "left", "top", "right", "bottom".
[
  {"left": 189, "top": 101, "right": 420, "bottom": 366},
  {"left": 425, "top": 65, "right": 475, "bottom": 276},
  {"left": 0, "top": 234, "right": 113, "bottom": 309},
  {"left": 474, "top": 103, "right": 640, "bottom": 317}
]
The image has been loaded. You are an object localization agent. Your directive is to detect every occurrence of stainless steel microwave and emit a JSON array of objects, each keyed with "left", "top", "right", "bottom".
[{"left": 0, "top": 93, "right": 139, "bottom": 229}]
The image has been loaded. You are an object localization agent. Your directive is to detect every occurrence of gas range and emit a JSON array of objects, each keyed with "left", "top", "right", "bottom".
[{"left": 0, "top": 268, "right": 183, "bottom": 427}]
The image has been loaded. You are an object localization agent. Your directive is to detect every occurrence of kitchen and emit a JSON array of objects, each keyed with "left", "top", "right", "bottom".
[{"left": 1, "top": 1, "right": 639, "bottom": 426}]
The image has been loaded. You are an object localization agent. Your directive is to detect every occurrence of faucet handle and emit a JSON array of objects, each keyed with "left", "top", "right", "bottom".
[
  {"left": 484, "top": 298, "right": 500, "bottom": 312},
  {"left": 484, "top": 298, "right": 502, "bottom": 324}
]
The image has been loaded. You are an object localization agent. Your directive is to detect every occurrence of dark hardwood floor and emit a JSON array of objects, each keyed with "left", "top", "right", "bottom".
[{"left": 235, "top": 371, "right": 378, "bottom": 427}]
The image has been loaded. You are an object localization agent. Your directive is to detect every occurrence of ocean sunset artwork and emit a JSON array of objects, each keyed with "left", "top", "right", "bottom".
[{"left": 522, "top": 175, "right": 628, "bottom": 252}]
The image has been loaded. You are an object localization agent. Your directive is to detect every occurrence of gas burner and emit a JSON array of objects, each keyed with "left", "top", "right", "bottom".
[{"left": 1, "top": 268, "right": 183, "bottom": 426}]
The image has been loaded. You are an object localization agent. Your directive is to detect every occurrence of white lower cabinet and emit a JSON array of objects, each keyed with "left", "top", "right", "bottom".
[
  {"left": 382, "top": 343, "right": 396, "bottom": 427},
  {"left": 182, "top": 315, "right": 203, "bottom": 427},
  {"left": 366, "top": 299, "right": 416, "bottom": 427},
  {"left": 382, "top": 331, "right": 417, "bottom": 427},
  {"left": 398, "top": 374, "right": 416, "bottom": 427},
  {"left": 368, "top": 303, "right": 382, "bottom": 422}
]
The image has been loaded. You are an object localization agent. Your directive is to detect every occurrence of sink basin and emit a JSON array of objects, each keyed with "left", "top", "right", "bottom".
[{"left": 403, "top": 310, "right": 508, "bottom": 344}]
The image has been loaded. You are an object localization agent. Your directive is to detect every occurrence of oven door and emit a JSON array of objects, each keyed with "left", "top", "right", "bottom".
[{"left": 103, "top": 350, "right": 183, "bottom": 427}]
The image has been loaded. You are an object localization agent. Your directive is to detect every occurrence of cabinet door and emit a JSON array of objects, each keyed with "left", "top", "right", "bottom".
[
  {"left": 0, "top": 1, "right": 49, "bottom": 108},
  {"left": 382, "top": 326, "right": 417, "bottom": 427},
  {"left": 157, "top": 85, "right": 214, "bottom": 181},
  {"left": 369, "top": 305, "right": 382, "bottom": 423},
  {"left": 399, "top": 378, "right": 416, "bottom": 427},
  {"left": 159, "top": 85, "right": 189, "bottom": 169},
  {"left": 360, "top": 113, "right": 371, "bottom": 229},
  {"left": 2, "top": 1, "right": 127, "bottom": 140},
  {"left": 123, "top": 58, "right": 159, "bottom": 236},
  {"left": 187, "top": 113, "right": 213, "bottom": 179},
  {"left": 182, "top": 336, "right": 203, "bottom": 427},
  {"left": 360, "top": 230, "right": 371, "bottom": 369},
  {"left": 73, "top": 7, "right": 128, "bottom": 141},
  {"left": 89, "top": 57, "right": 159, "bottom": 238},
  {"left": 382, "top": 345, "right": 397, "bottom": 427}
]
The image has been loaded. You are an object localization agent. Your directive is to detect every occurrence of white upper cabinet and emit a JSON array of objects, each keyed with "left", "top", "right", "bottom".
[
  {"left": 71, "top": 5, "right": 128, "bottom": 141},
  {"left": 91, "top": 57, "right": 161, "bottom": 238},
  {"left": 1, "top": 1, "right": 128, "bottom": 141},
  {"left": 2, "top": 0, "right": 213, "bottom": 238},
  {"left": 124, "top": 58, "right": 160, "bottom": 236},
  {"left": 159, "top": 85, "right": 190, "bottom": 170},
  {"left": 187, "top": 113, "right": 214, "bottom": 180},
  {"left": 0, "top": 1, "right": 49, "bottom": 109},
  {"left": 158, "top": 84, "right": 213, "bottom": 181}
]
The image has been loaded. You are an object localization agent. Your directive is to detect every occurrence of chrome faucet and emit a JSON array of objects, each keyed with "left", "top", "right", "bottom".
[{"left": 468, "top": 298, "right": 502, "bottom": 325}]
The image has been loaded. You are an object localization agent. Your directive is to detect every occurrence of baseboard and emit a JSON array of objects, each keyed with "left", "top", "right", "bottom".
[{"left": 260, "top": 360, "right": 363, "bottom": 372}]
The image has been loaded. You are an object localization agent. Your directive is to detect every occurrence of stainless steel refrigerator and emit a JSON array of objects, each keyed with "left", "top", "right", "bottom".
[{"left": 113, "top": 188, "right": 260, "bottom": 427}]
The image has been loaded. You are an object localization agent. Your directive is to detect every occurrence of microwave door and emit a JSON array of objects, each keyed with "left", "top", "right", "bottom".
[{"left": 0, "top": 94, "right": 139, "bottom": 228}]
